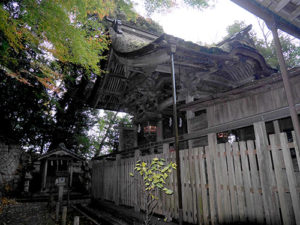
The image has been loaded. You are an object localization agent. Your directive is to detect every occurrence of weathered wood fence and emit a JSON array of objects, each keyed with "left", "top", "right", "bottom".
[{"left": 92, "top": 123, "right": 300, "bottom": 225}]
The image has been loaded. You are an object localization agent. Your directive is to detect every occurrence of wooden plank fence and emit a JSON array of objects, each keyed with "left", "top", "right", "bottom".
[{"left": 92, "top": 130, "right": 300, "bottom": 225}]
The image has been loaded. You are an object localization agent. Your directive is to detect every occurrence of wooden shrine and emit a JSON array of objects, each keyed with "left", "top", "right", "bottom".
[{"left": 38, "top": 143, "right": 85, "bottom": 193}]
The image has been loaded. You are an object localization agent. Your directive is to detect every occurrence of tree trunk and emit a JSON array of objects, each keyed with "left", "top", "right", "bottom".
[{"left": 94, "top": 112, "right": 119, "bottom": 157}]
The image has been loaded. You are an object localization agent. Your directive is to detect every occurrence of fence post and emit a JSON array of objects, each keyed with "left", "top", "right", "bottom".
[
  {"left": 134, "top": 150, "right": 141, "bottom": 212},
  {"left": 115, "top": 154, "right": 121, "bottom": 206},
  {"left": 73, "top": 216, "right": 79, "bottom": 225},
  {"left": 253, "top": 121, "right": 279, "bottom": 225}
]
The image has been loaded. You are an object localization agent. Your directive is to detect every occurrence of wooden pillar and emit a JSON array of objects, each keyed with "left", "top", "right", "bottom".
[
  {"left": 69, "top": 162, "right": 73, "bottom": 188},
  {"left": 254, "top": 121, "right": 279, "bottom": 224},
  {"left": 156, "top": 119, "right": 163, "bottom": 142},
  {"left": 269, "top": 24, "right": 300, "bottom": 151},
  {"left": 42, "top": 159, "right": 48, "bottom": 190},
  {"left": 170, "top": 46, "right": 183, "bottom": 225},
  {"left": 119, "top": 128, "right": 124, "bottom": 151},
  {"left": 133, "top": 126, "right": 138, "bottom": 148},
  {"left": 134, "top": 150, "right": 141, "bottom": 212}
]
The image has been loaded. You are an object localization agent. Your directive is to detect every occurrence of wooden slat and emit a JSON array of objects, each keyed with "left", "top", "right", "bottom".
[
  {"left": 199, "top": 147, "right": 210, "bottom": 225},
  {"left": 214, "top": 142, "right": 226, "bottom": 224},
  {"left": 180, "top": 150, "right": 187, "bottom": 222},
  {"left": 280, "top": 133, "right": 300, "bottom": 225},
  {"left": 185, "top": 149, "right": 194, "bottom": 223},
  {"left": 189, "top": 148, "right": 198, "bottom": 224},
  {"left": 239, "top": 141, "right": 255, "bottom": 221},
  {"left": 221, "top": 143, "right": 233, "bottom": 223},
  {"left": 212, "top": 143, "right": 224, "bottom": 224},
  {"left": 232, "top": 142, "right": 246, "bottom": 222},
  {"left": 292, "top": 131, "right": 300, "bottom": 174},
  {"left": 254, "top": 122, "right": 278, "bottom": 225},
  {"left": 247, "top": 140, "right": 264, "bottom": 223},
  {"left": 205, "top": 144, "right": 217, "bottom": 225},
  {"left": 270, "top": 134, "right": 293, "bottom": 225}
]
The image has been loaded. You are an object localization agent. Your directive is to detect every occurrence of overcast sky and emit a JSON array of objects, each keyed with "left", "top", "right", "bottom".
[{"left": 135, "top": 0, "right": 264, "bottom": 44}]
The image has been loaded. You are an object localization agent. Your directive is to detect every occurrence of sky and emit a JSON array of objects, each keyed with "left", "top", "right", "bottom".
[{"left": 135, "top": 0, "right": 265, "bottom": 45}]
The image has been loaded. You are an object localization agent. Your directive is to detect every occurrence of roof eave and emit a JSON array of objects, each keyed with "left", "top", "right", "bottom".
[{"left": 231, "top": 0, "right": 300, "bottom": 39}]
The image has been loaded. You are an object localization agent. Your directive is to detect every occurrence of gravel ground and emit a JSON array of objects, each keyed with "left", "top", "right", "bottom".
[{"left": 0, "top": 202, "right": 55, "bottom": 225}]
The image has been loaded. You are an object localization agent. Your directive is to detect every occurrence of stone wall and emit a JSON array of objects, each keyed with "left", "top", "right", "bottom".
[{"left": 0, "top": 142, "right": 22, "bottom": 191}]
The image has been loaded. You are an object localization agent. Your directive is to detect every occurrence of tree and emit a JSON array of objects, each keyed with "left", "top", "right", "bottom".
[
  {"left": 224, "top": 20, "right": 300, "bottom": 69},
  {"left": 0, "top": 64, "right": 54, "bottom": 153},
  {"left": 87, "top": 111, "right": 132, "bottom": 158}
]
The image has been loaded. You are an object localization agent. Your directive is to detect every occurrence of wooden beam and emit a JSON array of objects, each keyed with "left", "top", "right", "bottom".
[
  {"left": 181, "top": 103, "right": 300, "bottom": 141},
  {"left": 179, "top": 68, "right": 300, "bottom": 111},
  {"left": 290, "top": 6, "right": 300, "bottom": 21},
  {"left": 174, "top": 61, "right": 210, "bottom": 69},
  {"left": 201, "top": 75, "right": 236, "bottom": 88},
  {"left": 274, "top": 0, "right": 291, "bottom": 12},
  {"left": 158, "top": 94, "right": 186, "bottom": 111},
  {"left": 115, "top": 49, "right": 170, "bottom": 67}
]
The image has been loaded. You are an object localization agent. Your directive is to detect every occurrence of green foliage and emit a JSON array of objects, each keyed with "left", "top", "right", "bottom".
[
  {"left": 1, "top": 0, "right": 112, "bottom": 88},
  {"left": 144, "top": 0, "right": 211, "bottom": 15},
  {"left": 131, "top": 158, "right": 176, "bottom": 224},
  {"left": 133, "top": 158, "right": 176, "bottom": 196},
  {"left": 225, "top": 21, "right": 250, "bottom": 38}
]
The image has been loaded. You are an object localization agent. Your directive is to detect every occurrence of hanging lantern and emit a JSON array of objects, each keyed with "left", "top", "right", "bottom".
[
  {"left": 144, "top": 125, "right": 157, "bottom": 133},
  {"left": 137, "top": 124, "right": 141, "bottom": 133},
  {"left": 169, "top": 117, "right": 172, "bottom": 127},
  {"left": 143, "top": 121, "right": 157, "bottom": 139}
]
